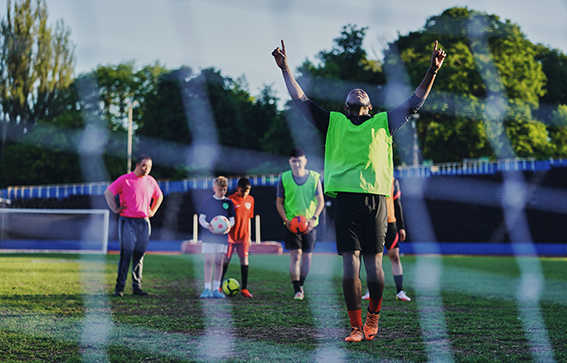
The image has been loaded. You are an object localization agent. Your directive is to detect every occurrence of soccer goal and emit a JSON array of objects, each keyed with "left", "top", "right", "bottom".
[{"left": 0, "top": 208, "right": 109, "bottom": 254}]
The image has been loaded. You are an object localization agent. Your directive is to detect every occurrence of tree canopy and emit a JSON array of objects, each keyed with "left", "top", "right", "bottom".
[
  {"left": 2, "top": 4, "right": 567, "bottom": 188},
  {"left": 0, "top": 0, "right": 75, "bottom": 154},
  {"left": 384, "top": 7, "right": 551, "bottom": 162}
]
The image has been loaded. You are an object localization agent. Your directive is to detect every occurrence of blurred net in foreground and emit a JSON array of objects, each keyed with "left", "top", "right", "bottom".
[{"left": 0, "top": 209, "right": 109, "bottom": 254}]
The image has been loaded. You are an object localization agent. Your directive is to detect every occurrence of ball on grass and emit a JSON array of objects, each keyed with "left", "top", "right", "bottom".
[{"left": 222, "top": 278, "right": 240, "bottom": 297}]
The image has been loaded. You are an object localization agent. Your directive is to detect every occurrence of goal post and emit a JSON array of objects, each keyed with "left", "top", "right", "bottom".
[{"left": 0, "top": 208, "right": 109, "bottom": 254}]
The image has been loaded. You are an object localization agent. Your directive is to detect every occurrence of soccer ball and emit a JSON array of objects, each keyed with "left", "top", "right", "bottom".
[
  {"left": 290, "top": 215, "right": 309, "bottom": 234},
  {"left": 222, "top": 278, "right": 240, "bottom": 297},
  {"left": 210, "top": 215, "right": 230, "bottom": 234}
]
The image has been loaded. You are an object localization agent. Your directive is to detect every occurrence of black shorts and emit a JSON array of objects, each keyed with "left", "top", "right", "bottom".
[
  {"left": 285, "top": 227, "right": 316, "bottom": 253},
  {"left": 384, "top": 222, "right": 399, "bottom": 251},
  {"left": 334, "top": 192, "right": 387, "bottom": 255}
]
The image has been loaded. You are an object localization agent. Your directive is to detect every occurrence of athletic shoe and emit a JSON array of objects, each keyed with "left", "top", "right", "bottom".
[
  {"left": 113, "top": 290, "right": 123, "bottom": 297},
  {"left": 212, "top": 290, "right": 225, "bottom": 298},
  {"left": 241, "top": 289, "right": 253, "bottom": 298},
  {"left": 133, "top": 289, "right": 148, "bottom": 296},
  {"left": 396, "top": 290, "right": 411, "bottom": 301},
  {"left": 361, "top": 290, "right": 370, "bottom": 300},
  {"left": 363, "top": 310, "right": 380, "bottom": 341},
  {"left": 294, "top": 291, "right": 304, "bottom": 300},
  {"left": 200, "top": 288, "right": 213, "bottom": 298},
  {"left": 345, "top": 327, "right": 365, "bottom": 342}
]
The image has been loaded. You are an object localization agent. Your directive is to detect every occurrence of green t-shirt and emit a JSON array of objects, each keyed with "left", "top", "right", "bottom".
[
  {"left": 324, "top": 111, "right": 393, "bottom": 197},
  {"left": 281, "top": 170, "right": 321, "bottom": 226}
]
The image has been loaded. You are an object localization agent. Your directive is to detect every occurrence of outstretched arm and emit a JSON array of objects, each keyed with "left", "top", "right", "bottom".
[
  {"left": 414, "top": 40, "right": 447, "bottom": 99},
  {"left": 272, "top": 39, "right": 305, "bottom": 101}
]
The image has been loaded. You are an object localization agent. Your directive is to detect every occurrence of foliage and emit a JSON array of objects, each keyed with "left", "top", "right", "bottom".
[
  {"left": 385, "top": 7, "right": 550, "bottom": 162},
  {"left": 4, "top": 5, "right": 567, "bottom": 188},
  {"left": 534, "top": 45, "right": 567, "bottom": 122},
  {"left": 0, "top": 0, "right": 75, "bottom": 152},
  {"left": 137, "top": 67, "right": 292, "bottom": 180},
  {"left": 80, "top": 61, "right": 169, "bottom": 132},
  {"left": 548, "top": 104, "right": 567, "bottom": 157}
]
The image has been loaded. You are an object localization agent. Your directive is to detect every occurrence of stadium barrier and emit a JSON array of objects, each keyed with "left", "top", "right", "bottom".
[
  {"left": 2, "top": 158, "right": 567, "bottom": 201},
  {"left": 0, "top": 174, "right": 282, "bottom": 200}
]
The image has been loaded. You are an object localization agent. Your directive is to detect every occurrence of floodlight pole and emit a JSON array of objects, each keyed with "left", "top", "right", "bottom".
[
  {"left": 411, "top": 113, "right": 420, "bottom": 167},
  {"left": 127, "top": 100, "right": 140, "bottom": 173}
]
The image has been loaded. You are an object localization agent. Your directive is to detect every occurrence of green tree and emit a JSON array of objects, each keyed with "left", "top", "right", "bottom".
[
  {"left": 138, "top": 67, "right": 293, "bottom": 179},
  {"left": 385, "top": 7, "right": 550, "bottom": 162},
  {"left": 83, "top": 61, "right": 168, "bottom": 132},
  {"left": 534, "top": 45, "right": 567, "bottom": 122},
  {"left": 0, "top": 0, "right": 75, "bottom": 156},
  {"left": 548, "top": 104, "right": 567, "bottom": 157}
]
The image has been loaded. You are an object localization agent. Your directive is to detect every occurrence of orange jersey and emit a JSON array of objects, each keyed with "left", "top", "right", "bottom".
[{"left": 228, "top": 192, "right": 255, "bottom": 243}]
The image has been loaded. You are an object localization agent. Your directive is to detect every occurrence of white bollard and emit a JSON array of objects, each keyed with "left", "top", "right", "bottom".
[{"left": 255, "top": 215, "right": 261, "bottom": 244}]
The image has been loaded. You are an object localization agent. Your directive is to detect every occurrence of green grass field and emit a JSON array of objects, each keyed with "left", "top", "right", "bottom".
[{"left": 0, "top": 252, "right": 565, "bottom": 362}]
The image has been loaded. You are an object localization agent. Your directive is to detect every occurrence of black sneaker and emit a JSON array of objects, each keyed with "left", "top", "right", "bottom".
[
  {"left": 133, "top": 289, "right": 148, "bottom": 296},
  {"left": 114, "top": 291, "right": 124, "bottom": 297}
]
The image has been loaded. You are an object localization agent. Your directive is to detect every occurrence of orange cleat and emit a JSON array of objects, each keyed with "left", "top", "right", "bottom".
[
  {"left": 363, "top": 310, "right": 380, "bottom": 341},
  {"left": 345, "top": 327, "right": 365, "bottom": 342},
  {"left": 241, "top": 289, "right": 253, "bottom": 298}
]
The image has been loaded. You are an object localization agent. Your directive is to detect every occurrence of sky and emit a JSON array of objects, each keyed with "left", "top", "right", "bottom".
[{"left": 2, "top": 0, "right": 567, "bottom": 103}]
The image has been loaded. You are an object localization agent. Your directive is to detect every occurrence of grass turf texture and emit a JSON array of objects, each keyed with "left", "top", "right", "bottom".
[{"left": 0, "top": 253, "right": 565, "bottom": 362}]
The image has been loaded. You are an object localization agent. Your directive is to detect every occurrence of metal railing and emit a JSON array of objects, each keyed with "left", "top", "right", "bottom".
[
  {"left": 395, "top": 157, "right": 567, "bottom": 179},
  {"left": 3, "top": 158, "right": 567, "bottom": 200},
  {"left": 0, "top": 173, "right": 283, "bottom": 200}
]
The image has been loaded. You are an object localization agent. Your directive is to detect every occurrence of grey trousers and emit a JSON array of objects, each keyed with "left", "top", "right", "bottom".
[{"left": 115, "top": 217, "right": 151, "bottom": 292}]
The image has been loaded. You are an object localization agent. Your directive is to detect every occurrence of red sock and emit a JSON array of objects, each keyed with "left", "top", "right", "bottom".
[
  {"left": 348, "top": 309, "right": 362, "bottom": 328},
  {"left": 369, "top": 297, "right": 382, "bottom": 314}
]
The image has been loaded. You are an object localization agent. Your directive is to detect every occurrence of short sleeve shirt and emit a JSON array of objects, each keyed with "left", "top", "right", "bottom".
[
  {"left": 228, "top": 192, "right": 255, "bottom": 243},
  {"left": 198, "top": 196, "right": 236, "bottom": 244},
  {"left": 107, "top": 172, "right": 162, "bottom": 218}
]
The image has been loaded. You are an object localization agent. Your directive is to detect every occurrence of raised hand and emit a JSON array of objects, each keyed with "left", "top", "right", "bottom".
[
  {"left": 272, "top": 39, "right": 289, "bottom": 71},
  {"left": 431, "top": 40, "right": 447, "bottom": 71}
]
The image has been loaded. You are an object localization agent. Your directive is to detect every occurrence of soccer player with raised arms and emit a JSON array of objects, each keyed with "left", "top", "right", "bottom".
[{"left": 272, "top": 39, "right": 446, "bottom": 341}]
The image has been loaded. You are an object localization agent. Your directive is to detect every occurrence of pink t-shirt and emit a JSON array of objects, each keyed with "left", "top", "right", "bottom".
[{"left": 107, "top": 172, "right": 162, "bottom": 218}]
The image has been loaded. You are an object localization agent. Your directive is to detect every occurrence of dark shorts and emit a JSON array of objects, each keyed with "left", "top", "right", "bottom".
[
  {"left": 334, "top": 192, "right": 387, "bottom": 255},
  {"left": 285, "top": 227, "right": 316, "bottom": 253},
  {"left": 384, "top": 222, "right": 399, "bottom": 251}
]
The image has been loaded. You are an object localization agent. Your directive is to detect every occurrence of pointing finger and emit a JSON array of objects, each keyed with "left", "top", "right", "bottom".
[
  {"left": 281, "top": 39, "right": 286, "bottom": 54},
  {"left": 434, "top": 40, "right": 438, "bottom": 51}
]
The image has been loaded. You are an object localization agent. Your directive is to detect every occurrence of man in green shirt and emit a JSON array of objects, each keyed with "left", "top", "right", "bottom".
[
  {"left": 276, "top": 148, "right": 325, "bottom": 300},
  {"left": 272, "top": 39, "right": 446, "bottom": 342}
]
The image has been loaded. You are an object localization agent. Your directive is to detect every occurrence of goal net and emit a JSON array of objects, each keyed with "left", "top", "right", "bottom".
[{"left": 0, "top": 208, "right": 109, "bottom": 254}]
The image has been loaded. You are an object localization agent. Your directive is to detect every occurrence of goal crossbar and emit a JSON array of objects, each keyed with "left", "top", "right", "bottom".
[{"left": 0, "top": 208, "right": 109, "bottom": 254}]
